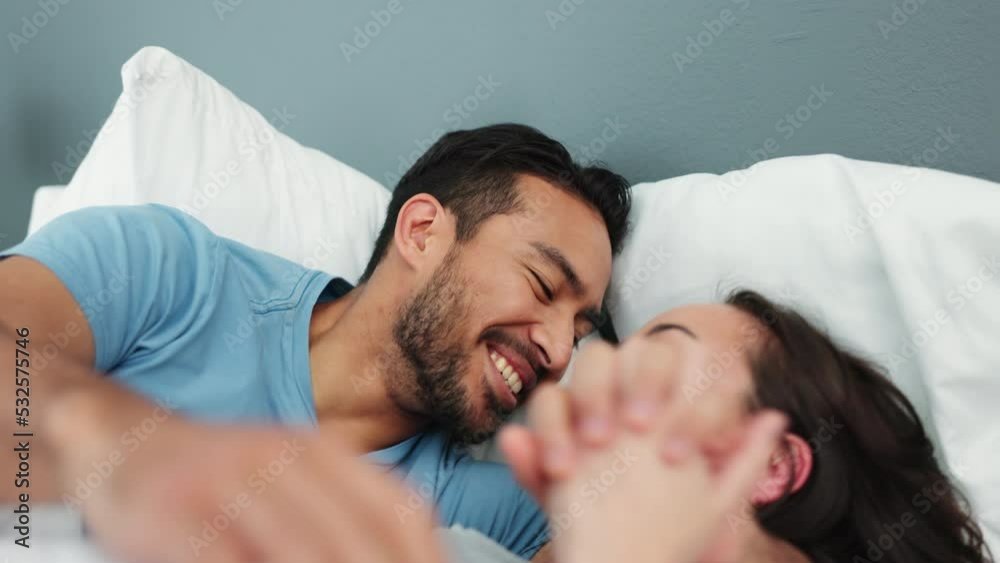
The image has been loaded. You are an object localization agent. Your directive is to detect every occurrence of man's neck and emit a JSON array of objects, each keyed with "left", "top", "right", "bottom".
[{"left": 306, "top": 283, "right": 429, "bottom": 453}]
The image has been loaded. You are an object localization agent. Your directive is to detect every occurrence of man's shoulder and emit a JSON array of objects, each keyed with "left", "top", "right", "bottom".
[{"left": 131, "top": 204, "right": 332, "bottom": 313}]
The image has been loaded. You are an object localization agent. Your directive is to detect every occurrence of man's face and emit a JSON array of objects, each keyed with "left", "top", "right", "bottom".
[{"left": 393, "top": 175, "right": 613, "bottom": 443}]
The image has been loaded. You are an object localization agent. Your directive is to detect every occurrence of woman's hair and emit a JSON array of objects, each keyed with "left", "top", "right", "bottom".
[{"left": 727, "top": 289, "right": 992, "bottom": 563}]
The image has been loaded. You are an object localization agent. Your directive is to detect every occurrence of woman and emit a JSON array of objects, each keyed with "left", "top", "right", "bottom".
[{"left": 501, "top": 290, "right": 992, "bottom": 563}]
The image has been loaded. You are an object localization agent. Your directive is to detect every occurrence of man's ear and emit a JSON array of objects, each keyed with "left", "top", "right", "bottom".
[
  {"left": 392, "top": 194, "right": 453, "bottom": 271},
  {"left": 749, "top": 432, "right": 813, "bottom": 505}
]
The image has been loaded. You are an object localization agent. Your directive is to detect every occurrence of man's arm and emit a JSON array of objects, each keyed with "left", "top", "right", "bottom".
[
  {"left": 0, "top": 255, "right": 165, "bottom": 501},
  {"left": 1, "top": 202, "right": 228, "bottom": 502},
  {"left": 1, "top": 207, "right": 449, "bottom": 563}
]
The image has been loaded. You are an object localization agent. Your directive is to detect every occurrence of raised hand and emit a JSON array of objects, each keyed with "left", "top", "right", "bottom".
[{"left": 501, "top": 340, "right": 786, "bottom": 563}]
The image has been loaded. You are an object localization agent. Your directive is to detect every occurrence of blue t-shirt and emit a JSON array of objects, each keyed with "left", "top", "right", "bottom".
[{"left": 2, "top": 204, "right": 548, "bottom": 559}]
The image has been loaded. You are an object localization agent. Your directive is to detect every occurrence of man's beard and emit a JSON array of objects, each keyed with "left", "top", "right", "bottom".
[{"left": 392, "top": 249, "right": 509, "bottom": 445}]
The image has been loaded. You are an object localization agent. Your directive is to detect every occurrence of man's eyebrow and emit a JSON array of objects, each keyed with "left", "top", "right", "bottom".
[
  {"left": 644, "top": 323, "right": 699, "bottom": 340},
  {"left": 529, "top": 241, "right": 602, "bottom": 322},
  {"left": 530, "top": 242, "right": 584, "bottom": 296}
]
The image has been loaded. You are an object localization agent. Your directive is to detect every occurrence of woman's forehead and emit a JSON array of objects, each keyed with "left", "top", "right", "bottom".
[
  {"left": 638, "top": 304, "right": 765, "bottom": 397},
  {"left": 637, "top": 303, "right": 766, "bottom": 350}
]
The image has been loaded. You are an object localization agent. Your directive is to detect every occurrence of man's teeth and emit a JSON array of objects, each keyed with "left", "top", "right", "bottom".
[{"left": 490, "top": 351, "right": 523, "bottom": 394}]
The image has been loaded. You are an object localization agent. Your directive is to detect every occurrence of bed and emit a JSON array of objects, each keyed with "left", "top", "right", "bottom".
[{"left": 8, "top": 46, "right": 999, "bottom": 561}]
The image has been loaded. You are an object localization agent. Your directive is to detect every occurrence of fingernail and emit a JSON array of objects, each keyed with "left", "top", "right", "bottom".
[
  {"left": 626, "top": 399, "right": 657, "bottom": 427},
  {"left": 580, "top": 416, "right": 611, "bottom": 442},
  {"left": 661, "top": 437, "right": 692, "bottom": 463}
]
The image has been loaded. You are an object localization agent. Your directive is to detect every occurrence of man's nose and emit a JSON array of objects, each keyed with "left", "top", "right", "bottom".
[{"left": 531, "top": 321, "right": 574, "bottom": 382}]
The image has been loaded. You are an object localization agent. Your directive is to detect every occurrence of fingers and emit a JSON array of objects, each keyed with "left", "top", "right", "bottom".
[
  {"left": 527, "top": 382, "right": 576, "bottom": 479},
  {"left": 498, "top": 425, "right": 546, "bottom": 502},
  {"left": 710, "top": 410, "right": 787, "bottom": 515},
  {"left": 82, "top": 421, "right": 449, "bottom": 563},
  {"left": 685, "top": 376, "right": 748, "bottom": 458},
  {"left": 655, "top": 405, "right": 695, "bottom": 464},
  {"left": 618, "top": 339, "right": 674, "bottom": 431},
  {"left": 209, "top": 440, "right": 355, "bottom": 563},
  {"left": 567, "top": 341, "right": 620, "bottom": 445},
  {"left": 319, "top": 452, "right": 448, "bottom": 563},
  {"left": 239, "top": 492, "right": 328, "bottom": 563},
  {"left": 647, "top": 353, "right": 749, "bottom": 466}
]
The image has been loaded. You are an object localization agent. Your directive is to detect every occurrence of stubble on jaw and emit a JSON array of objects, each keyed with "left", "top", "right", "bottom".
[{"left": 391, "top": 249, "right": 507, "bottom": 445}]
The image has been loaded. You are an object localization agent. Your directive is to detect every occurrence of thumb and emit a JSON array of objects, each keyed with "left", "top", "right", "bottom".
[{"left": 711, "top": 410, "right": 787, "bottom": 516}]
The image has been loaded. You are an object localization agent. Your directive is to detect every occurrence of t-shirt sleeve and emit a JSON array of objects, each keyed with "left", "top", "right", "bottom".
[
  {"left": 436, "top": 457, "right": 550, "bottom": 560},
  {"left": 0, "top": 204, "right": 221, "bottom": 372}
]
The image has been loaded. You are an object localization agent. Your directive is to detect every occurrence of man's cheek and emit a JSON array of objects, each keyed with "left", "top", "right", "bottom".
[{"left": 466, "top": 368, "right": 489, "bottom": 401}]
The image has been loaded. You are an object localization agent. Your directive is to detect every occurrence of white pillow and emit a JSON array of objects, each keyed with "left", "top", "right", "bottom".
[
  {"left": 50, "top": 46, "right": 390, "bottom": 282},
  {"left": 26, "top": 186, "right": 66, "bottom": 237},
  {"left": 609, "top": 154, "right": 1000, "bottom": 552}
]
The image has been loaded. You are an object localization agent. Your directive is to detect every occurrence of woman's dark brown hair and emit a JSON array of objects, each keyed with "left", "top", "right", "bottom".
[{"left": 727, "top": 290, "right": 992, "bottom": 563}]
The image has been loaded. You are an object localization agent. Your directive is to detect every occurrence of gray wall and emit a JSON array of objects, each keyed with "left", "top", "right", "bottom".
[{"left": 2, "top": 0, "right": 998, "bottom": 248}]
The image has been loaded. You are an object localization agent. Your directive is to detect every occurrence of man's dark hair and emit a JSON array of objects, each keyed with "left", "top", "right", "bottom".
[{"left": 359, "top": 123, "right": 631, "bottom": 282}]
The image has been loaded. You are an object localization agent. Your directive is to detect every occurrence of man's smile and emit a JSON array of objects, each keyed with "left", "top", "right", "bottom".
[{"left": 484, "top": 342, "right": 540, "bottom": 410}]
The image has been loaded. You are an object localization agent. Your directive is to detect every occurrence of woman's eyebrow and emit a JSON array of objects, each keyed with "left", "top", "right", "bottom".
[{"left": 644, "top": 323, "right": 698, "bottom": 340}]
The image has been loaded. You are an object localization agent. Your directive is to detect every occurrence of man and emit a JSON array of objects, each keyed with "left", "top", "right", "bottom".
[{"left": 0, "top": 124, "right": 630, "bottom": 562}]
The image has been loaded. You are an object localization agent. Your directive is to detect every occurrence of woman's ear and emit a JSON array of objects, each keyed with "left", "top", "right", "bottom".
[
  {"left": 392, "top": 194, "right": 453, "bottom": 271},
  {"left": 749, "top": 432, "right": 813, "bottom": 505}
]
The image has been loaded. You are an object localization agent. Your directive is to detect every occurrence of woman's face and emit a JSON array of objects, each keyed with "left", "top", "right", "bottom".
[
  {"left": 629, "top": 304, "right": 792, "bottom": 559},
  {"left": 629, "top": 303, "right": 768, "bottom": 403}
]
